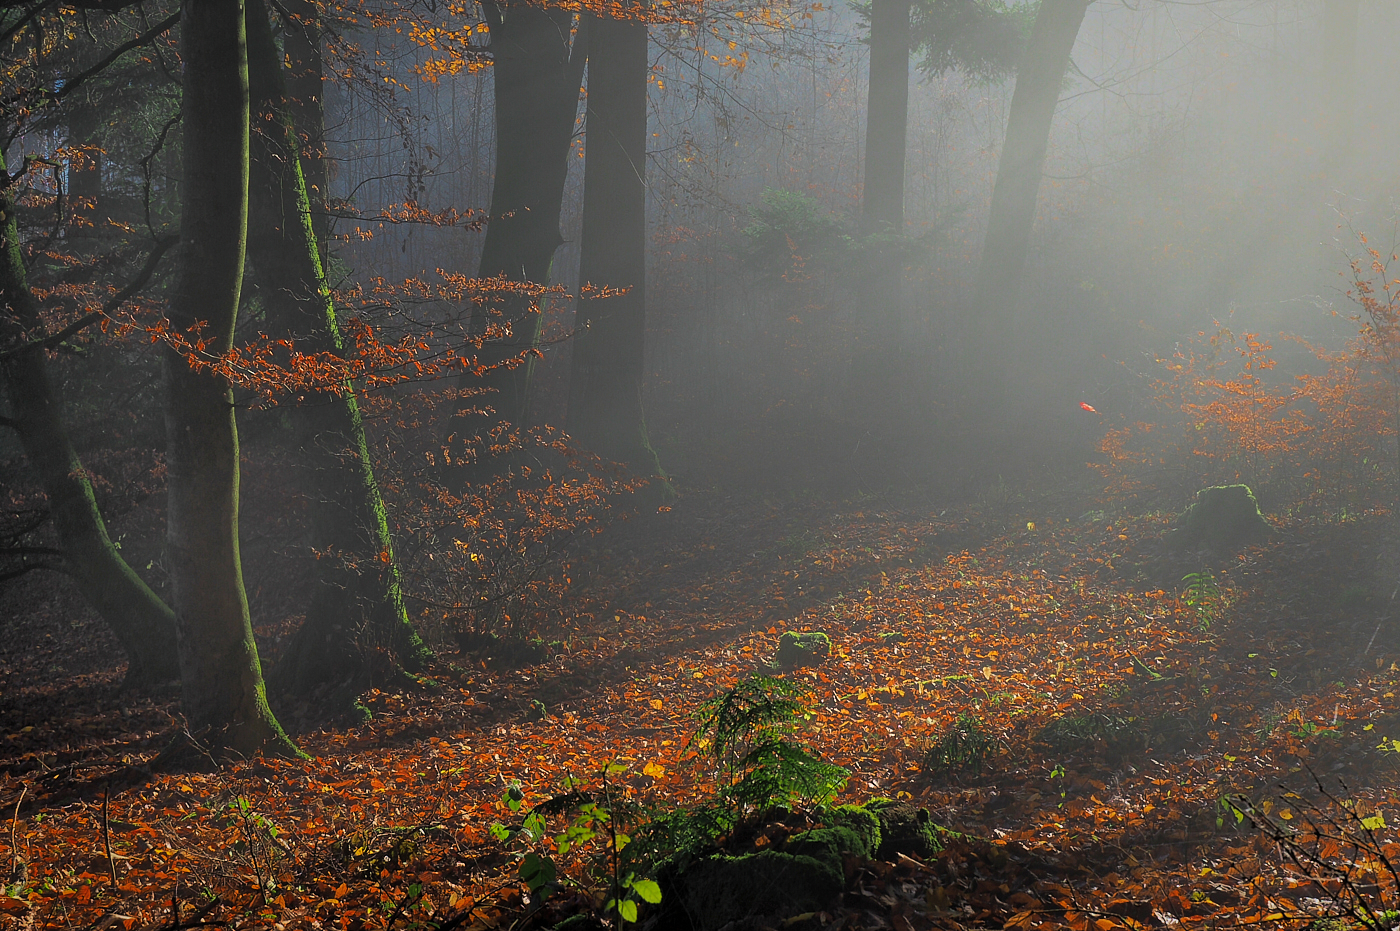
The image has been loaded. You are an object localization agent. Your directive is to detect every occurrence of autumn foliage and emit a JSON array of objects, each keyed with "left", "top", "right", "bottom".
[{"left": 1096, "top": 244, "right": 1400, "bottom": 516}]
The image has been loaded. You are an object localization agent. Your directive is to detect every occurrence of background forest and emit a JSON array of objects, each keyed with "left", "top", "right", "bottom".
[{"left": 4, "top": 0, "right": 1400, "bottom": 929}]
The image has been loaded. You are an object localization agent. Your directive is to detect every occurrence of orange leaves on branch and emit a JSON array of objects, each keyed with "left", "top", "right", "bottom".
[{"left": 1094, "top": 253, "right": 1400, "bottom": 513}]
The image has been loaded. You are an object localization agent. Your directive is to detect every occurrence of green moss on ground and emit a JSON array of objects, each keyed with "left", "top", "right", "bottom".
[
  {"left": 657, "top": 800, "right": 935, "bottom": 931},
  {"left": 1177, "top": 485, "right": 1270, "bottom": 550}
]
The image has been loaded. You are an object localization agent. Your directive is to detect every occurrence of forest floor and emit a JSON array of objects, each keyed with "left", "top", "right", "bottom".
[{"left": 3, "top": 480, "right": 1400, "bottom": 931}]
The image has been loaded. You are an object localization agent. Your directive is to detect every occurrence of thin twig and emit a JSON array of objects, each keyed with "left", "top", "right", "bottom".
[
  {"left": 102, "top": 791, "right": 116, "bottom": 886},
  {"left": 8, "top": 786, "right": 25, "bottom": 880}
]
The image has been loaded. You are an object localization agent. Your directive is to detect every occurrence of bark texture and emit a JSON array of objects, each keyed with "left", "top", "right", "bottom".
[
  {"left": 243, "top": 0, "right": 429, "bottom": 701},
  {"left": 567, "top": 10, "right": 663, "bottom": 476},
  {"left": 164, "top": 0, "right": 296, "bottom": 758},
  {"left": 862, "top": 0, "right": 910, "bottom": 233},
  {"left": 0, "top": 150, "right": 177, "bottom": 686}
]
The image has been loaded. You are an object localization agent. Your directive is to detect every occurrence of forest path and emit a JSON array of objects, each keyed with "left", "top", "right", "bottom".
[{"left": 1, "top": 490, "right": 1398, "bottom": 930}]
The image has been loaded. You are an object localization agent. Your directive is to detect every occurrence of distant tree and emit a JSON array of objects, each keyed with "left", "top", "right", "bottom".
[
  {"left": 974, "top": 0, "right": 1090, "bottom": 325},
  {"left": 863, "top": 0, "right": 1029, "bottom": 233},
  {"left": 0, "top": 152, "right": 179, "bottom": 686},
  {"left": 242, "top": 0, "right": 431, "bottom": 703},
  {"left": 448, "top": 0, "right": 587, "bottom": 460},
  {"left": 163, "top": 0, "right": 297, "bottom": 758},
  {"left": 862, "top": 0, "right": 912, "bottom": 233},
  {"left": 567, "top": 6, "right": 664, "bottom": 477}
]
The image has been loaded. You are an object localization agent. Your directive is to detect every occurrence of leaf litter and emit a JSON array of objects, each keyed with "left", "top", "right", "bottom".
[{"left": 2, "top": 491, "right": 1399, "bottom": 931}]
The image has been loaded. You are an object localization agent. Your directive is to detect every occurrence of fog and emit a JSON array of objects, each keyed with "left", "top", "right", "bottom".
[{"left": 317, "top": 0, "right": 1400, "bottom": 500}]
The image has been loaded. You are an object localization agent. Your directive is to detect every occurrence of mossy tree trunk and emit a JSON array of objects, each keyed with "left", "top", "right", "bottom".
[
  {"left": 278, "top": 0, "right": 329, "bottom": 257},
  {"left": 566, "top": 9, "right": 663, "bottom": 476},
  {"left": 450, "top": 0, "right": 586, "bottom": 465},
  {"left": 163, "top": 0, "right": 297, "bottom": 758},
  {"left": 0, "top": 150, "right": 178, "bottom": 687},
  {"left": 242, "top": 0, "right": 430, "bottom": 700}
]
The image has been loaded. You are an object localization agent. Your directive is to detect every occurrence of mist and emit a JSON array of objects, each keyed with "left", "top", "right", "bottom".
[{"left": 3, "top": 1, "right": 1399, "bottom": 927}]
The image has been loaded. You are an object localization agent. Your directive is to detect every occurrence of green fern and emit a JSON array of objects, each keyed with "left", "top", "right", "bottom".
[
  {"left": 691, "top": 674, "right": 849, "bottom": 811},
  {"left": 1181, "top": 570, "right": 1224, "bottom": 629},
  {"left": 691, "top": 674, "right": 811, "bottom": 777}
]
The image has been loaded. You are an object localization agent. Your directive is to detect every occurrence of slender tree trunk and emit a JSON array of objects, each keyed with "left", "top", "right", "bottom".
[
  {"left": 279, "top": 0, "right": 329, "bottom": 254},
  {"left": 164, "top": 0, "right": 296, "bottom": 758},
  {"left": 0, "top": 151, "right": 177, "bottom": 686},
  {"left": 567, "top": 10, "right": 663, "bottom": 476},
  {"left": 862, "top": 0, "right": 910, "bottom": 234},
  {"left": 242, "top": 0, "right": 429, "bottom": 700},
  {"left": 450, "top": 1, "right": 586, "bottom": 460},
  {"left": 974, "top": 0, "right": 1090, "bottom": 316},
  {"left": 853, "top": 0, "right": 911, "bottom": 420}
]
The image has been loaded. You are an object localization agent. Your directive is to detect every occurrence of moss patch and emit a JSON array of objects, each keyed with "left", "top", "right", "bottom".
[
  {"left": 664, "top": 850, "right": 841, "bottom": 931},
  {"left": 658, "top": 803, "right": 889, "bottom": 930},
  {"left": 1177, "top": 485, "right": 1270, "bottom": 550},
  {"left": 865, "top": 798, "right": 942, "bottom": 860}
]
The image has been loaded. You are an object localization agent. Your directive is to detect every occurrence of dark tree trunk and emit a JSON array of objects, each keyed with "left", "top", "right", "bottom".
[
  {"left": 164, "top": 0, "right": 297, "bottom": 759},
  {"left": 278, "top": 0, "right": 329, "bottom": 255},
  {"left": 974, "top": 0, "right": 1090, "bottom": 315},
  {"left": 450, "top": 1, "right": 586, "bottom": 458},
  {"left": 567, "top": 10, "right": 662, "bottom": 476},
  {"left": 242, "top": 0, "right": 429, "bottom": 702},
  {"left": 0, "top": 150, "right": 178, "bottom": 687},
  {"left": 862, "top": 0, "right": 910, "bottom": 234},
  {"left": 66, "top": 91, "right": 103, "bottom": 216}
]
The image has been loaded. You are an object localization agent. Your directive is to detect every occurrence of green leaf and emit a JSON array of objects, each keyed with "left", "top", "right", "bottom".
[
  {"left": 632, "top": 879, "right": 662, "bottom": 904},
  {"left": 522, "top": 811, "right": 546, "bottom": 842},
  {"left": 519, "top": 853, "right": 557, "bottom": 892},
  {"left": 618, "top": 899, "right": 638, "bottom": 923},
  {"left": 1362, "top": 813, "right": 1387, "bottom": 831}
]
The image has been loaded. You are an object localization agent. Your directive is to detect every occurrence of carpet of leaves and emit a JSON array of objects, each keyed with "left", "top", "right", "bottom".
[{"left": 3, "top": 491, "right": 1400, "bottom": 931}]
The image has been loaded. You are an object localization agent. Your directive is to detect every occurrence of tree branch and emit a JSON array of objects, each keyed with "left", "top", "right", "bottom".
[
  {"left": 0, "top": 563, "right": 61, "bottom": 583},
  {"left": 1, "top": 545, "right": 65, "bottom": 557},
  {"left": 1, "top": 9, "right": 181, "bottom": 119},
  {"left": 0, "top": 234, "right": 177, "bottom": 361}
]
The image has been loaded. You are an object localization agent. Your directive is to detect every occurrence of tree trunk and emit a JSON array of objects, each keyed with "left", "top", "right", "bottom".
[
  {"left": 450, "top": 1, "right": 586, "bottom": 460},
  {"left": 0, "top": 151, "right": 178, "bottom": 687},
  {"left": 242, "top": 0, "right": 429, "bottom": 701},
  {"left": 974, "top": 0, "right": 1090, "bottom": 316},
  {"left": 278, "top": 0, "right": 329, "bottom": 255},
  {"left": 65, "top": 90, "right": 103, "bottom": 218},
  {"left": 567, "top": 10, "right": 663, "bottom": 476},
  {"left": 164, "top": 0, "right": 297, "bottom": 759},
  {"left": 862, "top": 0, "right": 910, "bottom": 234}
]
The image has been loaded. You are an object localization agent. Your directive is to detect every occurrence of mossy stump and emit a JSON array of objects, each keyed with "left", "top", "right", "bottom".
[
  {"left": 1177, "top": 484, "right": 1270, "bottom": 550},
  {"left": 657, "top": 805, "right": 884, "bottom": 931},
  {"left": 776, "top": 631, "right": 831, "bottom": 668},
  {"left": 864, "top": 798, "right": 942, "bottom": 860}
]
